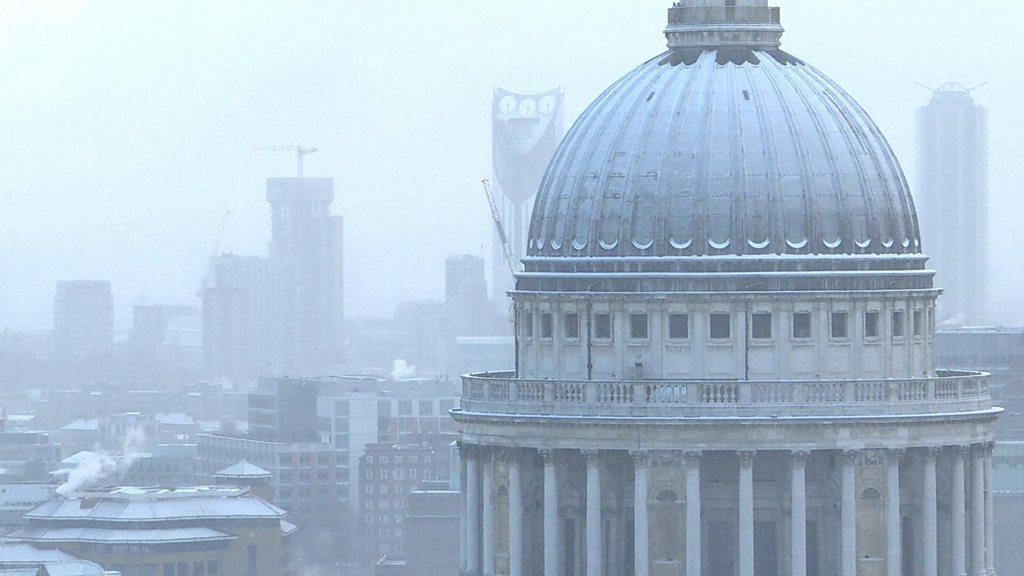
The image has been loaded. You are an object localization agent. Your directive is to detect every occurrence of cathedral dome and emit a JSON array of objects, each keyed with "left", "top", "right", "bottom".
[{"left": 527, "top": 2, "right": 920, "bottom": 259}]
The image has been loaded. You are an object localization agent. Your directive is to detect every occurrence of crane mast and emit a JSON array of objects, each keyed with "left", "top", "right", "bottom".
[{"left": 481, "top": 179, "right": 518, "bottom": 277}]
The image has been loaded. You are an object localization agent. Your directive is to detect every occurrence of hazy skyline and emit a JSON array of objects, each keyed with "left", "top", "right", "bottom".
[{"left": 2, "top": 0, "right": 1022, "bottom": 331}]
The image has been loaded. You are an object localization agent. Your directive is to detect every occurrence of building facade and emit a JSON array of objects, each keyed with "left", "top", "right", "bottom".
[
  {"left": 8, "top": 486, "right": 288, "bottom": 576},
  {"left": 916, "top": 84, "right": 989, "bottom": 326},
  {"left": 359, "top": 443, "right": 448, "bottom": 561},
  {"left": 453, "top": 3, "right": 1000, "bottom": 576},
  {"left": 52, "top": 281, "right": 113, "bottom": 361}
]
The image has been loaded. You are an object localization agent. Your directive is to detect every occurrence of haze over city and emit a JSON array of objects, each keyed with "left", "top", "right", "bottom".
[
  {"left": 1, "top": 2, "right": 1022, "bottom": 576},
  {"left": 2, "top": 0, "right": 1023, "bottom": 330}
]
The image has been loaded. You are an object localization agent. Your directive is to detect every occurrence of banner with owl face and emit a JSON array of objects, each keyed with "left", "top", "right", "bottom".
[{"left": 492, "top": 87, "right": 564, "bottom": 205}]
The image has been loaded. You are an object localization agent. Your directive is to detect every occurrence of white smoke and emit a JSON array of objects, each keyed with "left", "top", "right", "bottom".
[
  {"left": 390, "top": 359, "right": 416, "bottom": 380},
  {"left": 56, "top": 425, "right": 148, "bottom": 495}
]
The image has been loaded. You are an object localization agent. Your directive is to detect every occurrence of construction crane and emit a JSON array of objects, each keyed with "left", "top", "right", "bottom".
[
  {"left": 255, "top": 145, "right": 319, "bottom": 178},
  {"left": 482, "top": 179, "right": 518, "bottom": 277}
]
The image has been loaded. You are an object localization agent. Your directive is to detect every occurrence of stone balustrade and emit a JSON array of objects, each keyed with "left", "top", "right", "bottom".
[{"left": 460, "top": 370, "right": 990, "bottom": 418}]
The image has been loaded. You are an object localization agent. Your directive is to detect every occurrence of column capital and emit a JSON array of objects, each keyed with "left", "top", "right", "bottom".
[
  {"left": 495, "top": 447, "right": 519, "bottom": 465},
  {"left": 885, "top": 448, "right": 906, "bottom": 463},
  {"left": 738, "top": 450, "right": 756, "bottom": 468},
  {"left": 972, "top": 442, "right": 993, "bottom": 457},
  {"left": 651, "top": 451, "right": 682, "bottom": 467},
  {"left": 582, "top": 449, "right": 602, "bottom": 467},
  {"left": 840, "top": 449, "right": 861, "bottom": 465},
  {"left": 684, "top": 450, "right": 703, "bottom": 464},
  {"left": 953, "top": 444, "right": 971, "bottom": 458},
  {"left": 539, "top": 448, "right": 558, "bottom": 463},
  {"left": 630, "top": 450, "right": 651, "bottom": 467},
  {"left": 922, "top": 446, "right": 942, "bottom": 460},
  {"left": 791, "top": 450, "right": 811, "bottom": 466}
]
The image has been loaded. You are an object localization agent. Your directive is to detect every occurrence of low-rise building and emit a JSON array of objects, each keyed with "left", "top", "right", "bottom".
[
  {"left": 8, "top": 486, "right": 290, "bottom": 576},
  {"left": 0, "top": 543, "right": 108, "bottom": 576},
  {"left": 0, "top": 484, "right": 55, "bottom": 533}
]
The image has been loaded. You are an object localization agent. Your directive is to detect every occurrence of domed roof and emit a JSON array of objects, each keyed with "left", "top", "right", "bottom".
[{"left": 527, "top": 3, "right": 920, "bottom": 259}]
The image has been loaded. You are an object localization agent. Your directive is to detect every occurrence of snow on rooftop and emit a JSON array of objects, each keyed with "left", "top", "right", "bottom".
[
  {"left": 24, "top": 486, "right": 285, "bottom": 522},
  {"left": 214, "top": 460, "right": 271, "bottom": 479},
  {"left": 8, "top": 527, "right": 235, "bottom": 545}
]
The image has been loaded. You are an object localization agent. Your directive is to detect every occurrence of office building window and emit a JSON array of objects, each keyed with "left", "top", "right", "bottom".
[{"left": 541, "top": 313, "right": 553, "bottom": 338}]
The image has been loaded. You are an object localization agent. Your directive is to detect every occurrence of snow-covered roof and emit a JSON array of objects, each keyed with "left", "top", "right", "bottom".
[
  {"left": 0, "top": 544, "right": 105, "bottom": 576},
  {"left": 59, "top": 420, "right": 98, "bottom": 432},
  {"left": 155, "top": 413, "right": 194, "bottom": 426},
  {"left": 25, "top": 486, "right": 285, "bottom": 522},
  {"left": 214, "top": 460, "right": 271, "bottom": 479},
  {"left": 8, "top": 527, "right": 235, "bottom": 545},
  {"left": 60, "top": 452, "right": 98, "bottom": 466}
]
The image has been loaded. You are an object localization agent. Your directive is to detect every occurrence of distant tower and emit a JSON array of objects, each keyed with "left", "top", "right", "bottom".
[
  {"left": 491, "top": 88, "right": 564, "bottom": 302},
  {"left": 266, "top": 177, "right": 344, "bottom": 371},
  {"left": 52, "top": 280, "right": 114, "bottom": 361},
  {"left": 916, "top": 83, "right": 989, "bottom": 325}
]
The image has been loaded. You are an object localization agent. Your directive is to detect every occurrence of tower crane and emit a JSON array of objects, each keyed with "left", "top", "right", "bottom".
[
  {"left": 482, "top": 179, "right": 519, "bottom": 277},
  {"left": 255, "top": 145, "right": 319, "bottom": 178}
]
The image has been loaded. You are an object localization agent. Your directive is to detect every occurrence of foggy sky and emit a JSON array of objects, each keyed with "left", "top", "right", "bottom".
[{"left": 2, "top": 0, "right": 1022, "bottom": 332}]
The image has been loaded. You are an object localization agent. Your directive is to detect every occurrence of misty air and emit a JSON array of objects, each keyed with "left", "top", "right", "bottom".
[{"left": 1, "top": 1, "right": 1021, "bottom": 576}]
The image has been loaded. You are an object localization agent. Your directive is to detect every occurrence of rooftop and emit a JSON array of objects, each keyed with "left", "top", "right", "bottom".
[{"left": 24, "top": 486, "right": 285, "bottom": 523}]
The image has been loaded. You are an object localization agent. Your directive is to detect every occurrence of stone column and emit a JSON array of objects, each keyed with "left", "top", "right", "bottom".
[
  {"left": 542, "top": 449, "right": 559, "bottom": 576},
  {"left": 633, "top": 451, "right": 650, "bottom": 576},
  {"left": 482, "top": 453, "right": 495, "bottom": 576},
  {"left": 585, "top": 450, "right": 603, "bottom": 576},
  {"left": 791, "top": 451, "right": 808, "bottom": 576},
  {"left": 738, "top": 450, "right": 755, "bottom": 576},
  {"left": 984, "top": 443, "right": 996, "bottom": 576},
  {"left": 508, "top": 452, "right": 523, "bottom": 576},
  {"left": 459, "top": 444, "right": 468, "bottom": 574},
  {"left": 841, "top": 451, "right": 857, "bottom": 576},
  {"left": 467, "top": 447, "right": 481, "bottom": 575},
  {"left": 886, "top": 449, "right": 903, "bottom": 576},
  {"left": 685, "top": 451, "right": 702, "bottom": 576},
  {"left": 971, "top": 445, "right": 986, "bottom": 576},
  {"left": 952, "top": 446, "right": 967, "bottom": 576},
  {"left": 922, "top": 448, "right": 938, "bottom": 576}
]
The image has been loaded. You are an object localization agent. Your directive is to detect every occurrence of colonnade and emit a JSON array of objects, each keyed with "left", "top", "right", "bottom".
[{"left": 458, "top": 443, "right": 996, "bottom": 576}]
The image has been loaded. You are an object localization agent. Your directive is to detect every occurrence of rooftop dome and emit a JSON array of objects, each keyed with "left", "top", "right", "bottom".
[{"left": 527, "top": 0, "right": 920, "bottom": 259}]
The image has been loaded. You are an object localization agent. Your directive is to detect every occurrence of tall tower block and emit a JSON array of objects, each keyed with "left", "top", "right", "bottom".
[{"left": 916, "top": 84, "right": 989, "bottom": 325}]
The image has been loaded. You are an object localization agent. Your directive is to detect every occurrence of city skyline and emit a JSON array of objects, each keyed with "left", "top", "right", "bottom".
[{"left": 2, "top": 1, "right": 1023, "bottom": 331}]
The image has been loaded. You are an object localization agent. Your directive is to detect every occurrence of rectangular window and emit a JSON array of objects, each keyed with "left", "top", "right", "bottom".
[
  {"left": 594, "top": 313, "right": 612, "bottom": 340},
  {"left": 831, "top": 312, "right": 849, "bottom": 339},
  {"left": 629, "top": 313, "right": 649, "bottom": 340},
  {"left": 792, "top": 312, "right": 812, "bottom": 339},
  {"left": 207, "top": 562, "right": 219, "bottom": 576},
  {"left": 751, "top": 313, "right": 772, "bottom": 340},
  {"left": 541, "top": 313, "right": 553, "bottom": 338},
  {"left": 913, "top": 310, "right": 924, "bottom": 337},
  {"left": 865, "top": 311, "right": 880, "bottom": 339},
  {"left": 164, "top": 564, "right": 174, "bottom": 576},
  {"left": 564, "top": 313, "right": 580, "bottom": 340},
  {"left": 523, "top": 312, "right": 534, "bottom": 339},
  {"left": 668, "top": 313, "right": 689, "bottom": 340},
  {"left": 892, "top": 311, "right": 905, "bottom": 338},
  {"left": 710, "top": 313, "right": 731, "bottom": 340}
]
